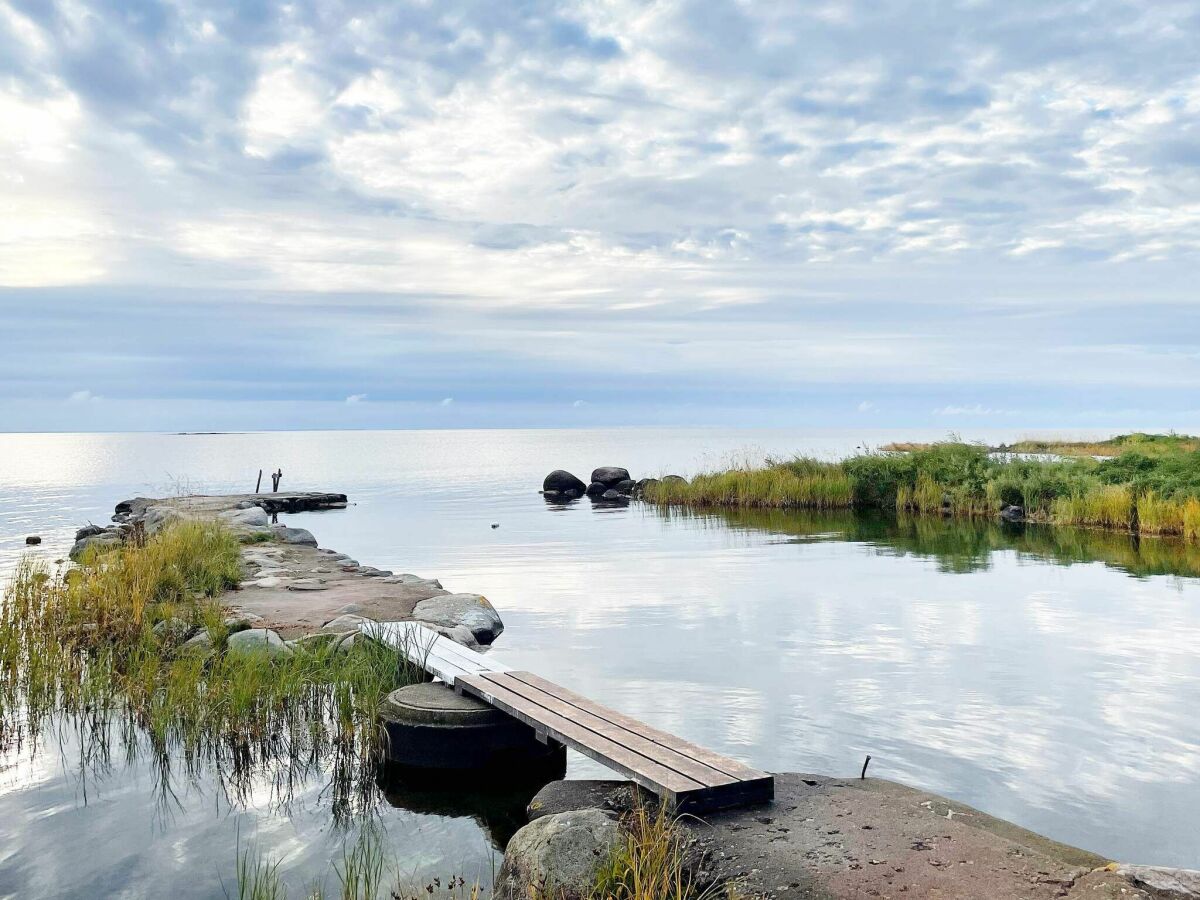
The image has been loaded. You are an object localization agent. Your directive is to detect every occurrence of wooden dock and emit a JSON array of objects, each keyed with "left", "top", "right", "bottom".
[{"left": 372, "top": 621, "right": 774, "bottom": 812}]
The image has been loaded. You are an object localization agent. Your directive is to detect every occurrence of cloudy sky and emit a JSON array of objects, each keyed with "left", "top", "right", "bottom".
[{"left": 2, "top": 0, "right": 1199, "bottom": 432}]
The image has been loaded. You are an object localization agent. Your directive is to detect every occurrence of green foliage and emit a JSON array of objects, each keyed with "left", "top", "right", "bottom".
[{"left": 645, "top": 438, "right": 1200, "bottom": 541}]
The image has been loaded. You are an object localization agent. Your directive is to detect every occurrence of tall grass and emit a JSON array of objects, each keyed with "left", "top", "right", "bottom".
[
  {"left": 645, "top": 439, "right": 1200, "bottom": 541},
  {"left": 0, "top": 522, "right": 424, "bottom": 817},
  {"left": 590, "top": 801, "right": 730, "bottom": 900}
]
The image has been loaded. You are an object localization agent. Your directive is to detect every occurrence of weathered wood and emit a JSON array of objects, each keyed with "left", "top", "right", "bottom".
[
  {"left": 456, "top": 671, "right": 703, "bottom": 796},
  {"left": 375, "top": 621, "right": 773, "bottom": 812},
  {"left": 479, "top": 672, "right": 737, "bottom": 788},
  {"left": 509, "top": 671, "right": 767, "bottom": 783}
]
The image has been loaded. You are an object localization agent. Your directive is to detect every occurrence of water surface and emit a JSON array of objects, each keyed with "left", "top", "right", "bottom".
[{"left": 1, "top": 428, "right": 1197, "bottom": 896}]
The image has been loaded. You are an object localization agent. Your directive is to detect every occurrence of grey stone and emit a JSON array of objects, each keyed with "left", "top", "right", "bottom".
[
  {"left": 181, "top": 630, "right": 213, "bottom": 656},
  {"left": 69, "top": 533, "right": 122, "bottom": 561},
  {"left": 289, "top": 632, "right": 346, "bottom": 651},
  {"left": 144, "top": 505, "right": 187, "bottom": 534},
  {"left": 543, "top": 470, "right": 587, "bottom": 495},
  {"left": 634, "top": 478, "right": 659, "bottom": 496},
  {"left": 426, "top": 623, "right": 481, "bottom": 649},
  {"left": 613, "top": 479, "right": 636, "bottom": 494},
  {"left": 75, "top": 524, "right": 107, "bottom": 541},
  {"left": 1119, "top": 865, "right": 1200, "bottom": 898},
  {"left": 412, "top": 593, "right": 504, "bottom": 645},
  {"left": 1000, "top": 504, "right": 1025, "bottom": 522},
  {"left": 220, "top": 506, "right": 269, "bottom": 528},
  {"left": 226, "top": 628, "right": 292, "bottom": 657},
  {"left": 661, "top": 475, "right": 688, "bottom": 485},
  {"left": 152, "top": 617, "right": 195, "bottom": 643},
  {"left": 527, "top": 780, "right": 649, "bottom": 821},
  {"left": 235, "top": 500, "right": 257, "bottom": 509},
  {"left": 25, "top": 535, "right": 41, "bottom": 545},
  {"left": 223, "top": 613, "right": 261, "bottom": 634},
  {"left": 585, "top": 481, "right": 607, "bottom": 497},
  {"left": 600, "top": 489, "right": 622, "bottom": 500},
  {"left": 495, "top": 810, "right": 621, "bottom": 900},
  {"left": 321, "top": 613, "right": 372, "bottom": 631},
  {"left": 286, "top": 579, "right": 330, "bottom": 591},
  {"left": 271, "top": 525, "right": 317, "bottom": 546}
]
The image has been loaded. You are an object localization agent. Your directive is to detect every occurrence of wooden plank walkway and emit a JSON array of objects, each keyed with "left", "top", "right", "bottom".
[{"left": 371, "top": 622, "right": 774, "bottom": 812}]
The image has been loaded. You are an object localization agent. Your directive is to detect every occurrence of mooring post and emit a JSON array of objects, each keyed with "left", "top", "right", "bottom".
[
  {"left": 255, "top": 469, "right": 263, "bottom": 493},
  {"left": 271, "top": 468, "right": 282, "bottom": 492}
]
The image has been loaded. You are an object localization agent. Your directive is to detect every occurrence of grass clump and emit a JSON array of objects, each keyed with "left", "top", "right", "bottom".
[
  {"left": 0, "top": 521, "right": 424, "bottom": 816},
  {"left": 644, "top": 435, "right": 1200, "bottom": 542}
]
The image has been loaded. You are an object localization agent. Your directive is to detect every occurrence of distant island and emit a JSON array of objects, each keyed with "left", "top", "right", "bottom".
[{"left": 644, "top": 433, "right": 1200, "bottom": 541}]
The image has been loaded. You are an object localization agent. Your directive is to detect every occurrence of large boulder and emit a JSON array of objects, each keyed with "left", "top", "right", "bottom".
[
  {"left": 590, "top": 467, "right": 631, "bottom": 488},
  {"left": 74, "top": 524, "right": 107, "bottom": 541},
  {"left": 412, "top": 593, "right": 504, "bottom": 645},
  {"left": 585, "top": 481, "right": 607, "bottom": 497},
  {"left": 494, "top": 809, "right": 621, "bottom": 900},
  {"left": 543, "top": 470, "right": 587, "bottom": 495}
]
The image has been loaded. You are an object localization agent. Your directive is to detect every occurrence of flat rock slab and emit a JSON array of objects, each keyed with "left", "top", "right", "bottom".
[
  {"left": 524, "top": 775, "right": 1154, "bottom": 900},
  {"left": 685, "top": 774, "right": 1144, "bottom": 899}
]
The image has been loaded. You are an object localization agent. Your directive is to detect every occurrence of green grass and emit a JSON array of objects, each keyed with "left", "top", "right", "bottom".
[
  {"left": 0, "top": 521, "right": 425, "bottom": 816},
  {"left": 644, "top": 437, "right": 1200, "bottom": 542}
]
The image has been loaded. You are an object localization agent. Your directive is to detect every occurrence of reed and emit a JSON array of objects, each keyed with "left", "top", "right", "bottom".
[
  {"left": 1051, "top": 484, "right": 1134, "bottom": 530},
  {"left": 1136, "top": 491, "right": 1185, "bottom": 536}
]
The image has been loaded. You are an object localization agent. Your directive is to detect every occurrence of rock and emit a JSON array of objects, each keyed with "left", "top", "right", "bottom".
[
  {"left": 1119, "top": 865, "right": 1200, "bottom": 898},
  {"left": 661, "top": 475, "right": 688, "bottom": 485},
  {"left": 271, "top": 525, "right": 317, "bottom": 546},
  {"left": 220, "top": 506, "right": 269, "bottom": 528},
  {"left": 69, "top": 533, "right": 122, "bottom": 561},
  {"left": 235, "top": 500, "right": 257, "bottom": 509},
  {"left": 223, "top": 613, "right": 261, "bottom": 634},
  {"left": 321, "top": 613, "right": 372, "bottom": 631},
  {"left": 590, "top": 467, "right": 631, "bottom": 488},
  {"left": 143, "top": 505, "right": 187, "bottom": 534},
  {"left": 226, "top": 628, "right": 292, "bottom": 657},
  {"left": 412, "top": 593, "right": 504, "bottom": 645},
  {"left": 426, "top": 623, "right": 481, "bottom": 649},
  {"left": 494, "top": 809, "right": 621, "bottom": 900},
  {"left": 152, "top": 617, "right": 195, "bottom": 643},
  {"left": 543, "top": 470, "right": 587, "bottom": 495},
  {"left": 542, "top": 490, "right": 561, "bottom": 498},
  {"left": 75, "top": 524, "right": 106, "bottom": 541},
  {"left": 600, "top": 489, "right": 622, "bottom": 500},
  {"left": 1000, "top": 504, "right": 1025, "bottom": 522},
  {"left": 585, "top": 481, "right": 607, "bottom": 497},
  {"left": 181, "top": 630, "right": 213, "bottom": 656},
  {"left": 527, "top": 780, "right": 649, "bottom": 821},
  {"left": 286, "top": 579, "right": 330, "bottom": 592},
  {"left": 24, "top": 535, "right": 41, "bottom": 545},
  {"left": 289, "top": 632, "right": 345, "bottom": 651},
  {"left": 613, "top": 479, "right": 635, "bottom": 494},
  {"left": 634, "top": 478, "right": 659, "bottom": 496}
]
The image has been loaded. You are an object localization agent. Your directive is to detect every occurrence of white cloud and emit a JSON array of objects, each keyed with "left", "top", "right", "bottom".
[
  {"left": 440, "top": 397, "right": 454, "bottom": 406},
  {"left": 857, "top": 400, "right": 877, "bottom": 413},
  {"left": 67, "top": 389, "right": 100, "bottom": 403},
  {"left": 345, "top": 393, "right": 367, "bottom": 404}
]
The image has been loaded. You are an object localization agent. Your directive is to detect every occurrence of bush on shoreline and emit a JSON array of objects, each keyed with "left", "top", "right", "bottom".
[{"left": 644, "top": 438, "right": 1200, "bottom": 541}]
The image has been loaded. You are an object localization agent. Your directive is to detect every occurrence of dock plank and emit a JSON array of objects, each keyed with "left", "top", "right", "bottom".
[
  {"left": 456, "top": 672, "right": 703, "bottom": 796},
  {"left": 510, "top": 671, "right": 768, "bottom": 783},
  {"left": 478, "top": 672, "right": 736, "bottom": 788}
]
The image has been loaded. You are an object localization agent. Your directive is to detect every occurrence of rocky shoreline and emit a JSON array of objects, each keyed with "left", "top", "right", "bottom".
[{"left": 74, "top": 491, "right": 1198, "bottom": 899}]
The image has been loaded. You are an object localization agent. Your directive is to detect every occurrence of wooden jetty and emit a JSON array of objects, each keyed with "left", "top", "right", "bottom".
[{"left": 372, "top": 621, "right": 774, "bottom": 813}]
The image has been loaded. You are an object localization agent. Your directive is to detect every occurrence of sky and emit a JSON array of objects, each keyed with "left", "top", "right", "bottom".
[{"left": 2, "top": 0, "right": 1199, "bottom": 433}]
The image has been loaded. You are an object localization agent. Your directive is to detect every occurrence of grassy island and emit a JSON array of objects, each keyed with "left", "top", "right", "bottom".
[{"left": 645, "top": 435, "right": 1200, "bottom": 541}]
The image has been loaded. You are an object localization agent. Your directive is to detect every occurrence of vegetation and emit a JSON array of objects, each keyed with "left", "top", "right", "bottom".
[
  {"left": 882, "top": 432, "right": 1200, "bottom": 458},
  {"left": 0, "top": 520, "right": 426, "bottom": 816},
  {"left": 645, "top": 436, "right": 1200, "bottom": 542}
]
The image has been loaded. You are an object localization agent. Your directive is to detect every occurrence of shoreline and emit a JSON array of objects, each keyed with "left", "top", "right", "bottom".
[{"left": 68, "top": 491, "right": 1199, "bottom": 899}]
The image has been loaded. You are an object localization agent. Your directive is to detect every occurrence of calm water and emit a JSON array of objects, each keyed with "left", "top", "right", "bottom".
[{"left": 1, "top": 428, "right": 1198, "bottom": 896}]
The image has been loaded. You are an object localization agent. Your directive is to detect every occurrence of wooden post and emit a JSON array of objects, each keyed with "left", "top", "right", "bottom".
[
  {"left": 255, "top": 469, "right": 263, "bottom": 493},
  {"left": 271, "top": 468, "right": 282, "bottom": 492}
]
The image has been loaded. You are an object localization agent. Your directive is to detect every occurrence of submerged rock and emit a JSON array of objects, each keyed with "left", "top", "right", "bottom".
[
  {"left": 543, "top": 470, "right": 587, "bottom": 495},
  {"left": 585, "top": 481, "right": 607, "bottom": 497},
  {"left": 1000, "top": 504, "right": 1025, "bottom": 522},
  {"left": 24, "top": 535, "right": 41, "bottom": 545},
  {"left": 412, "top": 593, "right": 504, "bottom": 645},
  {"left": 590, "top": 467, "right": 631, "bottom": 488},
  {"left": 494, "top": 809, "right": 621, "bottom": 900},
  {"left": 613, "top": 479, "right": 636, "bottom": 494}
]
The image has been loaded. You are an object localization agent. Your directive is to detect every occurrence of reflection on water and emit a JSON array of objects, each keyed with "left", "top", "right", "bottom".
[
  {"left": 682, "top": 505, "right": 1200, "bottom": 580},
  {"left": 1, "top": 428, "right": 1199, "bottom": 887}
]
